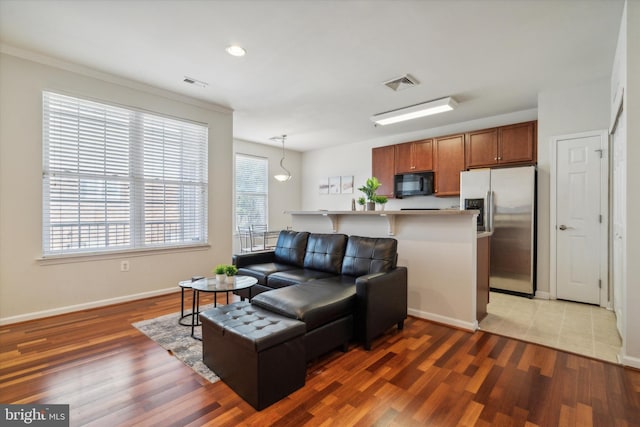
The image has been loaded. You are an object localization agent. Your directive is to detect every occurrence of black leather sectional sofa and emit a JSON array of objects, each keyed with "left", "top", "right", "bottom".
[
  {"left": 232, "top": 230, "right": 408, "bottom": 354},
  {"left": 199, "top": 230, "right": 407, "bottom": 409}
]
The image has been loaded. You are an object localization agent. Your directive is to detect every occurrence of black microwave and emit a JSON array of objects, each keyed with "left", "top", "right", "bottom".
[{"left": 394, "top": 172, "right": 434, "bottom": 198}]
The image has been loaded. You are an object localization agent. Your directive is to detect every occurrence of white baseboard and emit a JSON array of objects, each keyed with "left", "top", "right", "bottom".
[
  {"left": 535, "top": 290, "right": 551, "bottom": 300},
  {"left": 0, "top": 287, "right": 177, "bottom": 326},
  {"left": 408, "top": 308, "right": 477, "bottom": 332},
  {"left": 620, "top": 352, "right": 640, "bottom": 369}
]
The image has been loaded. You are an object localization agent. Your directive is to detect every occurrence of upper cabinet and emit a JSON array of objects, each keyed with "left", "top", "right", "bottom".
[
  {"left": 465, "top": 121, "right": 537, "bottom": 168},
  {"left": 434, "top": 134, "right": 465, "bottom": 197},
  {"left": 394, "top": 139, "right": 433, "bottom": 174},
  {"left": 464, "top": 128, "right": 498, "bottom": 168},
  {"left": 372, "top": 145, "right": 395, "bottom": 198},
  {"left": 370, "top": 120, "right": 536, "bottom": 198},
  {"left": 499, "top": 121, "right": 537, "bottom": 164}
]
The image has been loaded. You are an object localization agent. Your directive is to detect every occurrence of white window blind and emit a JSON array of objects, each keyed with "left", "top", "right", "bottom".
[
  {"left": 235, "top": 154, "right": 268, "bottom": 228},
  {"left": 42, "top": 91, "right": 208, "bottom": 256}
]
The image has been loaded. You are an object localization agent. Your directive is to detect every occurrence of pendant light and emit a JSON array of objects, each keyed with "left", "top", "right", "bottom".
[{"left": 271, "top": 134, "right": 292, "bottom": 182}]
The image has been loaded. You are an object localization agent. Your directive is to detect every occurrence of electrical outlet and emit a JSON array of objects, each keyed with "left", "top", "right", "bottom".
[{"left": 120, "top": 260, "right": 130, "bottom": 272}]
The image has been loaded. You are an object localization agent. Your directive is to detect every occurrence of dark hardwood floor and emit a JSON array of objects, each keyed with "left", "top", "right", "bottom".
[{"left": 1, "top": 292, "right": 639, "bottom": 426}]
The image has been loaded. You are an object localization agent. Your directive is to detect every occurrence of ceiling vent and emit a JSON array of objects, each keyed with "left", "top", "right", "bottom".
[
  {"left": 383, "top": 74, "right": 419, "bottom": 91},
  {"left": 183, "top": 76, "right": 208, "bottom": 88}
]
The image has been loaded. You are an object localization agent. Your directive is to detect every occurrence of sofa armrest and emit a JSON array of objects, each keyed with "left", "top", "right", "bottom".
[
  {"left": 232, "top": 251, "right": 276, "bottom": 268},
  {"left": 355, "top": 266, "right": 408, "bottom": 350}
]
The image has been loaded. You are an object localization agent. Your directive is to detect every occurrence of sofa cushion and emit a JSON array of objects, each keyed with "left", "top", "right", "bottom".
[
  {"left": 303, "top": 233, "right": 348, "bottom": 274},
  {"left": 273, "top": 230, "right": 309, "bottom": 267},
  {"left": 237, "top": 262, "right": 299, "bottom": 286},
  {"left": 251, "top": 281, "right": 357, "bottom": 331},
  {"left": 341, "top": 236, "right": 398, "bottom": 277},
  {"left": 267, "top": 269, "right": 337, "bottom": 289}
]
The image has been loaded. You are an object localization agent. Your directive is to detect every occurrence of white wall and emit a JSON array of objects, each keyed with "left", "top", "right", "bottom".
[
  {"left": 0, "top": 51, "right": 233, "bottom": 323},
  {"left": 536, "top": 78, "right": 611, "bottom": 297},
  {"left": 620, "top": 0, "right": 640, "bottom": 368}
]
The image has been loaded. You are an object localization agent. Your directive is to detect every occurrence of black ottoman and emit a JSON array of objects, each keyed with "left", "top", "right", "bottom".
[{"left": 200, "top": 301, "right": 306, "bottom": 410}]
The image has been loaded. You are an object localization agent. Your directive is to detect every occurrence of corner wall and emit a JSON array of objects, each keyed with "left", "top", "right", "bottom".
[
  {"left": 536, "top": 78, "right": 611, "bottom": 298},
  {"left": 0, "top": 51, "right": 234, "bottom": 323},
  {"left": 621, "top": 0, "right": 640, "bottom": 367}
]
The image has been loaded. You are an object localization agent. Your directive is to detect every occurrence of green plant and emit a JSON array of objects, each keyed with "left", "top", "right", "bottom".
[
  {"left": 358, "top": 177, "right": 381, "bottom": 202},
  {"left": 374, "top": 195, "right": 388, "bottom": 205},
  {"left": 224, "top": 265, "right": 238, "bottom": 276},
  {"left": 213, "top": 264, "right": 226, "bottom": 275},
  {"left": 357, "top": 196, "right": 366, "bottom": 206}
]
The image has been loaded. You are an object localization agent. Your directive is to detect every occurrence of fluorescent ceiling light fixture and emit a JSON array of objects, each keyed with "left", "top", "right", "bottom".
[
  {"left": 370, "top": 97, "right": 458, "bottom": 126},
  {"left": 226, "top": 45, "right": 246, "bottom": 57}
]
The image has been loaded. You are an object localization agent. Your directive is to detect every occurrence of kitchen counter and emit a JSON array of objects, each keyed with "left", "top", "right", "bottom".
[
  {"left": 288, "top": 209, "right": 482, "bottom": 331},
  {"left": 286, "top": 209, "right": 478, "bottom": 236},
  {"left": 287, "top": 209, "right": 475, "bottom": 216}
]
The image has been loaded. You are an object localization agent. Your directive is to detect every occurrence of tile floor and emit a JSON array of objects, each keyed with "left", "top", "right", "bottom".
[{"left": 479, "top": 292, "right": 622, "bottom": 363}]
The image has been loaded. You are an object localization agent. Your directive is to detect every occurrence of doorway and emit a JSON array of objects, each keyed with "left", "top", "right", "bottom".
[{"left": 550, "top": 130, "right": 608, "bottom": 306}]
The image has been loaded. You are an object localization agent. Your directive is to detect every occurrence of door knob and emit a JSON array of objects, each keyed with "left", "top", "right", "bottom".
[{"left": 559, "top": 225, "right": 568, "bottom": 230}]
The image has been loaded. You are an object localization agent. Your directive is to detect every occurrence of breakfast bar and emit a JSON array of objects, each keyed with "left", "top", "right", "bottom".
[{"left": 287, "top": 209, "right": 484, "bottom": 331}]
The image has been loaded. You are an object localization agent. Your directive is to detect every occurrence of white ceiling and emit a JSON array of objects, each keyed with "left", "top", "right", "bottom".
[{"left": 0, "top": 0, "right": 624, "bottom": 152}]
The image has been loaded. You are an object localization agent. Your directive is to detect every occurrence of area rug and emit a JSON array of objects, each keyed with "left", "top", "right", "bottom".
[{"left": 132, "top": 307, "right": 219, "bottom": 383}]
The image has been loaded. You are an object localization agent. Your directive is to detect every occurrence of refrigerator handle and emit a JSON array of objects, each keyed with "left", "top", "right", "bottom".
[{"left": 487, "top": 191, "right": 494, "bottom": 232}]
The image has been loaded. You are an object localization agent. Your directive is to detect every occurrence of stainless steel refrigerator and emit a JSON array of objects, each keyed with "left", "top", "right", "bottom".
[{"left": 460, "top": 166, "right": 536, "bottom": 297}]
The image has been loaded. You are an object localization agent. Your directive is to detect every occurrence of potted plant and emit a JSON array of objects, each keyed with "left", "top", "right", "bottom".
[
  {"left": 225, "top": 264, "right": 238, "bottom": 282},
  {"left": 358, "top": 177, "right": 381, "bottom": 211},
  {"left": 374, "top": 195, "right": 388, "bottom": 211},
  {"left": 213, "top": 264, "right": 227, "bottom": 283},
  {"left": 357, "top": 196, "right": 366, "bottom": 211}
]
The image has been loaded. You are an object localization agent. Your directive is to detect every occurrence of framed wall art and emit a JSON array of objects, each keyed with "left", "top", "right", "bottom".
[
  {"left": 341, "top": 175, "right": 353, "bottom": 193},
  {"left": 318, "top": 177, "right": 329, "bottom": 194},
  {"left": 329, "top": 176, "right": 341, "bottom": 194}
]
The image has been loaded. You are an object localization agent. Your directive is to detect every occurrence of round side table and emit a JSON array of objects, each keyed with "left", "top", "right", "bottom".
[{"left": 190, "top": 276, "right": 258, "bottom": 340}]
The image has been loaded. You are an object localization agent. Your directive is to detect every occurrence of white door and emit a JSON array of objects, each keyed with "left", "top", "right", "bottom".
[{"left": 555, "top": 134, "right": 604, "bottom": 304}]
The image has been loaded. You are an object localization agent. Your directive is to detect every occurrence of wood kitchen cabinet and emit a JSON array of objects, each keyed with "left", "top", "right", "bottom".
[
  {"left": 465, "top": 121, "right": 537, "bottom": 168},
  {"left": 434, "top": 134, "right": 465, "bottom": 196},
  {"left": 394, "top": 139, "right": 433, "bottom": 173},
  {"left": 372, "top": 145, "right": 395, "bottom": 198},
  {"left": 465, "top": 128, "right": 498, "bottom": 168},
  {"left": 499, "top": 121, "right": 536, "bottom": 164}
]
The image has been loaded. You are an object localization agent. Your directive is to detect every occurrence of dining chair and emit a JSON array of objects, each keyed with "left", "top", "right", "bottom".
[
  {"left": 250, "top": 224, "right": 278, "bottom": 250},
  {"left": 237, "top": 226, "right": 257, "bottom": 253}
]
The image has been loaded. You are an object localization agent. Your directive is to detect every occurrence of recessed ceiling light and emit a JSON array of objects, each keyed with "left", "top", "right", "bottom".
[{"left": 226, "top": 45, "right": 246, "bottom": 57}]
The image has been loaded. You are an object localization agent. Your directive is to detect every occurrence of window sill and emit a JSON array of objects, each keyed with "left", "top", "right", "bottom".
[{"left": 37, "top": 244, "right": 212, "bottom": 266}]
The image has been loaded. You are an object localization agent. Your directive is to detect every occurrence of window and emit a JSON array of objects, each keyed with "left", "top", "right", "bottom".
[
  {"left": 235, "top": 154, "right": 268, "bottom": 228},
  {"left": 42, "top": 91, "right": 208, "bottom": 256}
]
